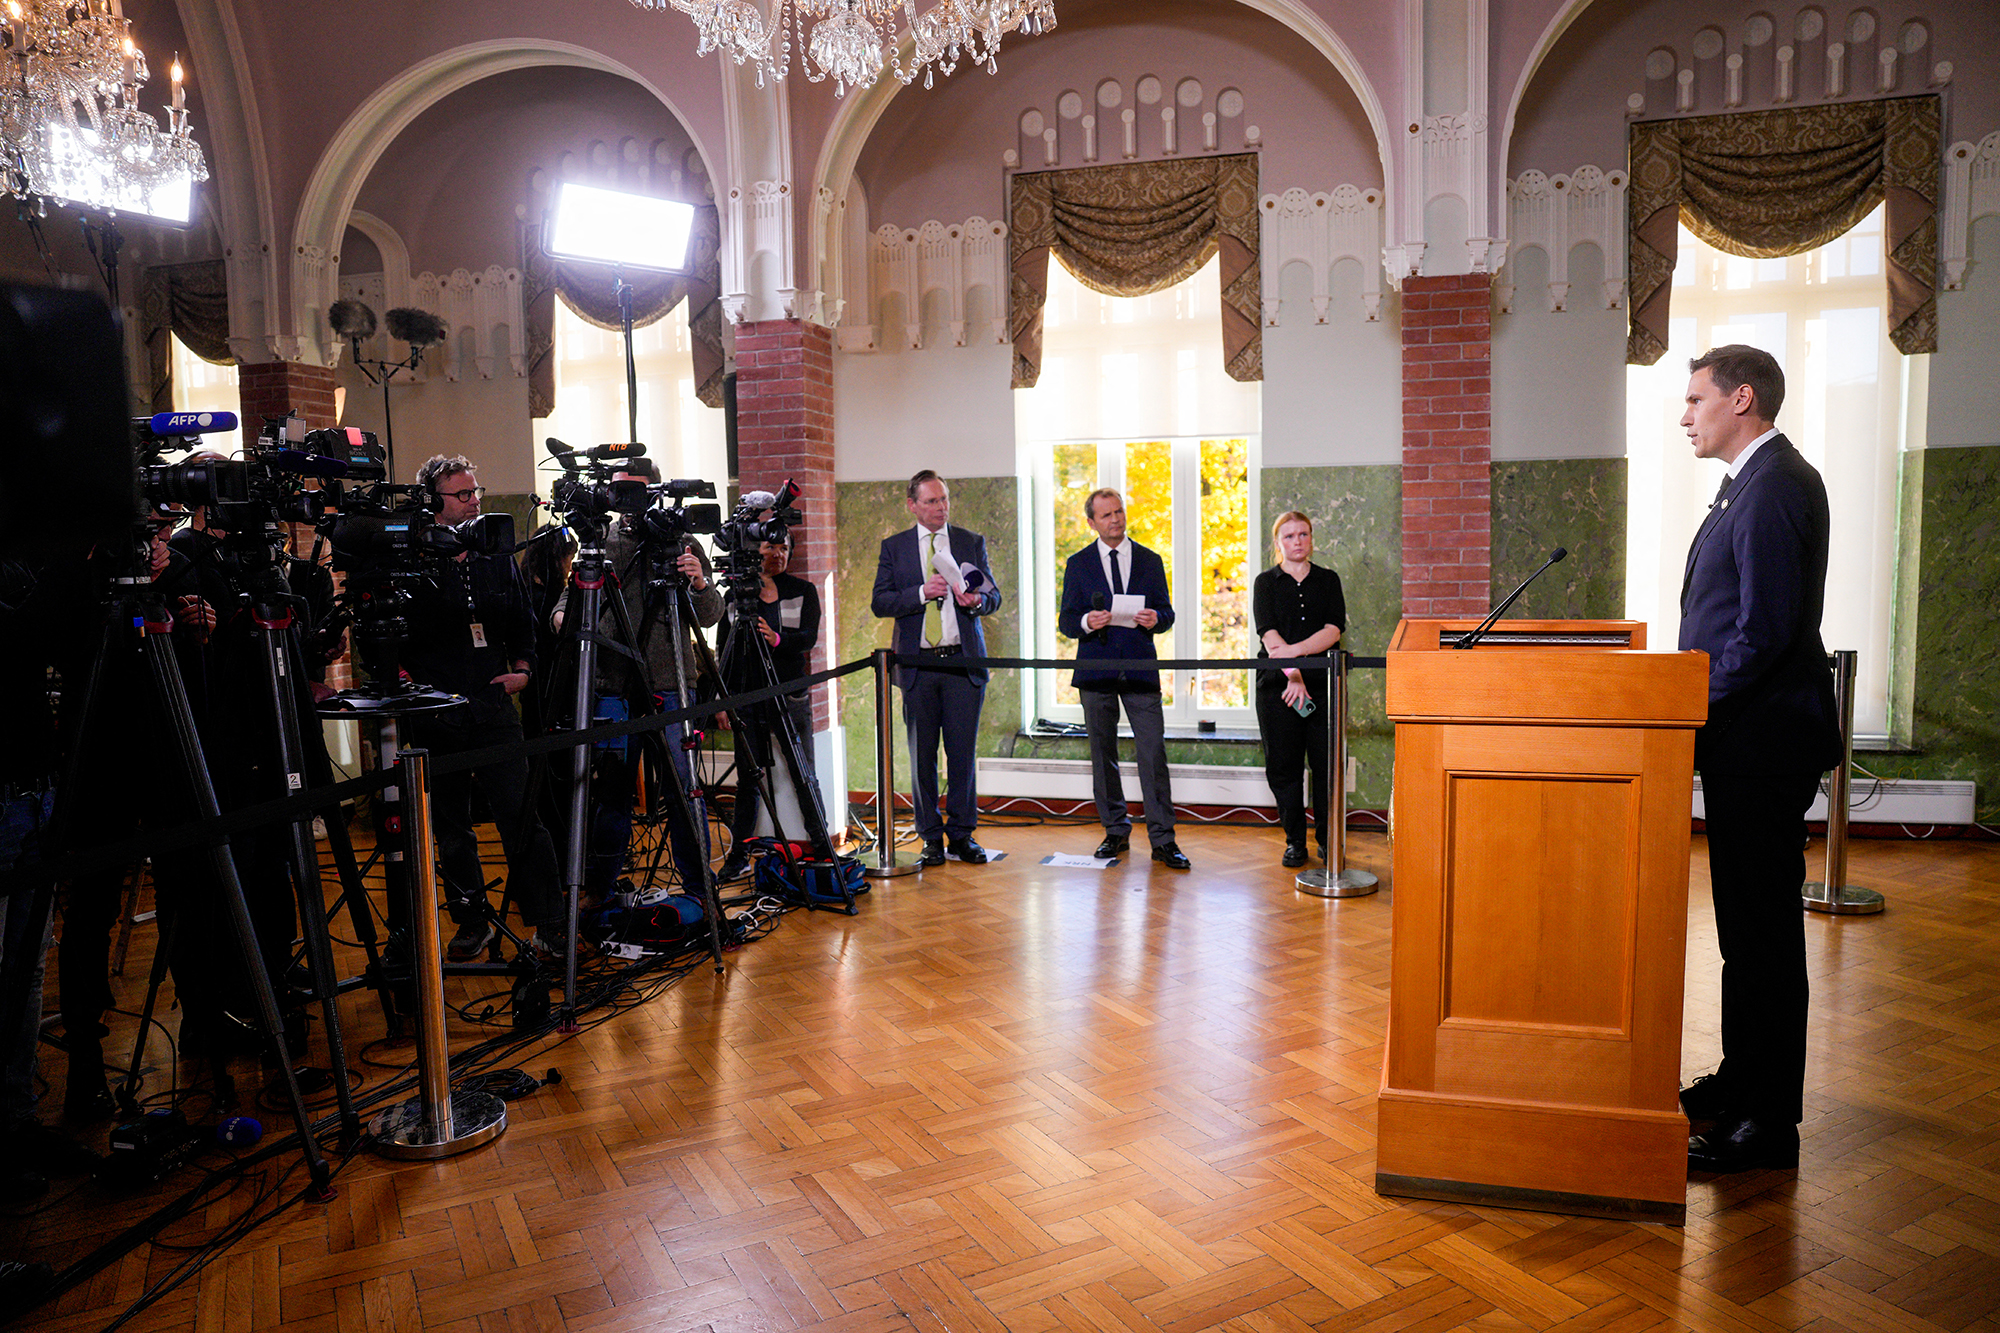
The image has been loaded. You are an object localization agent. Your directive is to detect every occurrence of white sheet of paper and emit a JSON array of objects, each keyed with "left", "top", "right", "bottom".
[
  {"left": 931, "top": 549, "right": 965, "bottom": 592},
  {"left": 948, "top": 847, "right": 1007, "bottom": 863},
  {"left": 1109, "top": 593, "right": 1145, "bottom": 628},
  {"left": 1041, "top": 852, "right": 1117, "bottom": 868}
]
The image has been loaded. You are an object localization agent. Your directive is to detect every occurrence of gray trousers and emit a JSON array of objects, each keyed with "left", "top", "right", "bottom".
[{"left": 1081, "top": 687, "right": 1176, "bottom": 847}]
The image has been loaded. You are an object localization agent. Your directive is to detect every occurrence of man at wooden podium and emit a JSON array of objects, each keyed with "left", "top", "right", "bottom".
[{"left": 1677, "top": 344, "right": 1841, "bottom": 1173}]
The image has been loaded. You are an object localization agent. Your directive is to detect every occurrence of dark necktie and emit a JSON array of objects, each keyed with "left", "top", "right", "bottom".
[
  {"left": 1109, "top": 547, "right": 1124, "bottom": 596},
  {"left": 1709, "top": 472, "right": 1733, "bottom": 509}
]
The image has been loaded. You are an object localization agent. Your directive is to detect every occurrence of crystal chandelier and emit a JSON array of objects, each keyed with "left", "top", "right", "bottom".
[
  {"left": 0, "top": 0, "right": 209, "bottom": 223},
  {"left": 632, "top": 0, "right": 1057, "bottom": 96}
]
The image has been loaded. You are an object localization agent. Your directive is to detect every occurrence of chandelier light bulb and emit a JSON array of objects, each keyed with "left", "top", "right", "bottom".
[
  {"left": 632, "top": 0, "right": 1056, "bottom": 94},
  {"left": 0, "top": 0, "right": 209, "bottom": 221}
]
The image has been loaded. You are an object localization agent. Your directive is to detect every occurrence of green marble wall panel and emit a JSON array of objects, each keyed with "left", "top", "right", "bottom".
[
  {"left": 834, "top": 477, "right": 1021, "bottom": 794},
  {"left": 1259, "top": 464, "right": 1402, "bottom": 810},
  {"left": 1865, "top": 445, "right": 2000, "bottom": 824},
  {"left": 1489, "top": 458, "right": 1626, "bottom": 621}
]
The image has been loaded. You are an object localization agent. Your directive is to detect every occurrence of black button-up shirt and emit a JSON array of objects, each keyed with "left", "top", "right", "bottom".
[{"left": 1252, "top": 563, "right": 1347, "bottom": 694}]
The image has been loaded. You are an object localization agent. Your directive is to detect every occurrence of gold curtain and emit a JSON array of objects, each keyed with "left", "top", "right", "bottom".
[
  {"left": 139, "top": 259, "right": 232, "bottom": 416},
  {"left": 1010, "top": 154, "right": 1261, "bottom": 389},
  {"left": 1628, "top": 95, "right": 1940, "bottom": 365},
  {"left": 521, "top": 202, "right": 725, "bottom": 419}
]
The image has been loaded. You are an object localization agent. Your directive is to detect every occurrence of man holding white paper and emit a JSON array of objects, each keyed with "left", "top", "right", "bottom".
[
  {"left": 871, "top": 470, "right": 1002, "bottom": 866},
  {"left": 1056, "top": 489, "right": 1189, "bottom": 870}
]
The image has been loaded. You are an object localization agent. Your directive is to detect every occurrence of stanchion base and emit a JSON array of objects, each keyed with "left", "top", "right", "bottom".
[
  {"left": 1803, "top": 881, "right": 1885, "bottom": 915},
  {"left": 862, "top": 859, "right": 920, "bottom": 879},
  {"left": 368, "top": 1091, "right": 507, "bottom": 1160},
  {"left": 1297, "top": 867, "right": 1379, "bottom": 899}
]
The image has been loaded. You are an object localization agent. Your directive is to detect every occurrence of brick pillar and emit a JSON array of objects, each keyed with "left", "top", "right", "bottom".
[
  {"left": 236, "top": 360, "right": 338, "bottom": 434},
  {"left": 1400, "top": 275, "right": 1492, "bottom": 617},
  {"left": 733, "top": 319, "right": 836, "bottom": 727}
]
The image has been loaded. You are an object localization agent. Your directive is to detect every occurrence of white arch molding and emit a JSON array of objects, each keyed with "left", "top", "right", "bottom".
[
  {"left": 806, "top": 0, "right": 1397, "bottom": 315},
  {"left": 288, "top": 39, "right": 720, "bottom": 365},
  {"left": 1499, "top": 0, "right": 1604, "bottom": 186}
]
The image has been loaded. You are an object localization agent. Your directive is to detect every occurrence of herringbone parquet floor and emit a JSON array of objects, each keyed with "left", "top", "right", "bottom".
[{"left": 12, "top": 822, "right": 2000, "bottom": 1332}]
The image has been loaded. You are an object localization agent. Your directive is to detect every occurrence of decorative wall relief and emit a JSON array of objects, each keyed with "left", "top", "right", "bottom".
[
  {"left": 840, "top": 216, "right": 1009, "bottom": 352},
  {"left": 1497, "top": 166, "right": 1629, "bottom": 314},
  {"left": 1943, "top": 129, "right": 2000, "bottom": 290},
  {"left": 1000, "top": 76, "right": 1255, "bottom": 170},
  {"left": 337, "top": 264, "right": 524, "bottom": 382},
  {"left": 1623, "top": 5, "right": 1948, "bottom": 120},
  {"left": 1257, "top": 185, "right": 1385, "bottom": 324}
]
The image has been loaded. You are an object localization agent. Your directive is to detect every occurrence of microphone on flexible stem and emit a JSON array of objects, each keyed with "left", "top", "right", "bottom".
[{"left": 1454, "top": 547, "right": 1569, "bottom": 649}]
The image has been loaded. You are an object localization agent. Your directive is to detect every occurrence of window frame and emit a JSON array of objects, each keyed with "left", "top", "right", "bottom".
[{"left": 1026, "top": 433, "right": 1262, "bottom": 731}]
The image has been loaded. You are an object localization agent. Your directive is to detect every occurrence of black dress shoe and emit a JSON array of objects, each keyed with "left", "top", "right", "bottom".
[
  {"left": 946, "top": 837, "right": 989, "bottom": 864},
  {"left": 1679, "top": 1072, "right": 1739, "bottom": 1121},
  {"left": 1093, "top": 834, "right": 1129, "bottom": 859},
  {"left": 1688, "top": 1116, "right": 1799, "bottom": 1174},
  {"left": 919, "top": 840, "right": 946, "bottom": 867},
  {"left": 1282, "top": 844, "right": 1308, "bottom": 868},
  {"left": 1152, "top": 842, "right": 1192, "bottom": 870}
]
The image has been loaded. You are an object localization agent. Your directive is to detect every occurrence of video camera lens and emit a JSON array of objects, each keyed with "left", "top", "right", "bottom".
[{"left": 142, "top": 456, "right": 250, "bottom": 509}]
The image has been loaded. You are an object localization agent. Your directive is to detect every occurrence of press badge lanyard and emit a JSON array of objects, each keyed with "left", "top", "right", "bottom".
[{"left": 458, "top": 561, "right": 488, "bottom": 649}]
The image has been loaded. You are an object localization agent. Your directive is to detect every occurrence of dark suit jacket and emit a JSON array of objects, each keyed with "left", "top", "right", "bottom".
[
  {"left": 1057, "top": 539, "right": 1175, "bottom": 690},
  {"left": 1677, "top": 433, "right": 1841, "bottom": 775},
  {"left": 871, "top": 525, "right": 1001, "bottom": 687}
]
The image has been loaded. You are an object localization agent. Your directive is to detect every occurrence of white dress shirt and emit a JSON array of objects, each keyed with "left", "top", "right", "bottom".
[
  {"left": 1095, "top": 537, "right": 1133, "bottom": 598},
  {"left": 917, "top": 522, "right": 961, "bottom": 647},
  {"left": 1727, "top": 427, "right": 1781, "bottom": 479}
]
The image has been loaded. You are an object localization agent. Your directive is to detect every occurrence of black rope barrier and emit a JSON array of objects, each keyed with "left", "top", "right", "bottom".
[{"left": 1, "top": 649, "right": 1392, "bottom": 895}]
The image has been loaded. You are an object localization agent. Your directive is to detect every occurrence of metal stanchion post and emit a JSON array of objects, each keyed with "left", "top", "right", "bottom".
[
  {"left": 863, "top": 648, "right": 918, "bottom": 879},
  {"left": 1296, "top": 651, "right": 1379, "bottom": 899},
  {"left": 1804, "top": 649, "right": 1884, "bottom": 915},
  {"left": 369, "top": 748, "right": 509, "bottom": 1159}
]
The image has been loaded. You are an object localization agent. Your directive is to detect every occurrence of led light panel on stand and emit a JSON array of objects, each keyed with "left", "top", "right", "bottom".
[{"left": 545, "top": 183, "right": 696, "bottom": 274}]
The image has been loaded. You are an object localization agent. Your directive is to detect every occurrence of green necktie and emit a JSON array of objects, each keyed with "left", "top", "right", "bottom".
[{"left": 923, "top": 531, "right": 941, "bottom": 647}]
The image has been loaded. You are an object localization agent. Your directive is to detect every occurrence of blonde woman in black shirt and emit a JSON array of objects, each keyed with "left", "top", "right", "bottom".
[{"left": 1252, "top": 511, "right": 1347, "bottom": 867}]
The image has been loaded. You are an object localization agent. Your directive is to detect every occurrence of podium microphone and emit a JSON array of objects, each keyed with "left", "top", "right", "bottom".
[{"left": 1454, "top": 547, "right": 1568, "bottom": 650}]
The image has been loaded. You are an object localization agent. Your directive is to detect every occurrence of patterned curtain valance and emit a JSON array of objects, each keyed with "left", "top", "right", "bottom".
[
  {"left": 139, "top": 259, "right": 231, "bottom": 416},
  {"left": 521, "top": 202, "right": 725, "bottom": 418},
  {"left": 1628, "top": 95, "right": 1940, "bottom": 365},
  {"left": 1009, "top": 153, "right": 1261, "bottom": 389}
]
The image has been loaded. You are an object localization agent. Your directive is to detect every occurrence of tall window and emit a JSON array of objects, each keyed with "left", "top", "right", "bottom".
[
  {"left": 1627, "top": 204, "right": 1915, "bottom": 738},
  {"left": 1018, "top": 255, "right": 1261, "bottom": 727},
  {"left": 530, "top": 300, "right": 724, "bottom": 504},
  {"left": 169, "top": 334, "right": 243, "bottom": 456}
]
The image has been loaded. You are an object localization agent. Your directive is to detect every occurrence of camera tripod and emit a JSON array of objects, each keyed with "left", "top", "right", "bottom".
[
  {"left": 45, "top": 532, "right": 339, "bottom": 1195},
  {"left": 541, "top": 513, "right": 728, "bottom": 1026},
  {"left": 112, "top": 526, "right": 411, "bottom": 1139},
  {"left": 714, "top": 572, "right": 836, "bottom": 868}
]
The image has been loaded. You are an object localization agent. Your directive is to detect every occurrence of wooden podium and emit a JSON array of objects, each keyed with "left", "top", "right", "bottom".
[{"left": 1376, "top": 619, "right": 1707, "bottom": 1223}]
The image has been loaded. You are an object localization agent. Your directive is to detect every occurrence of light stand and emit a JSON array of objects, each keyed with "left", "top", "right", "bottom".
[{"left": 343, "top": 337, "right": 421, "bottom": 484}]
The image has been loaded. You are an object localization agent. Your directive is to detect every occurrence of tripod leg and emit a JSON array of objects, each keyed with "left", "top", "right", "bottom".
[
  {"left": 266, "top": 628, "right": 362, "bottom": 1140},
  {"left": 144, "top": 630, "right": 334, "bottom": 1199},
  {"left": 116, "top": 897, "right": 178, "bottom": 1114}
]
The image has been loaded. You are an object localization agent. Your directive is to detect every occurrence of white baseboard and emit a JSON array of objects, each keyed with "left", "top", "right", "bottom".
[
  {"left": 978, "top": 756, "right": 1277, "bottom": 808},
  {"left": 1693, "top": 775, "right": 1975, "bottom": 825}
]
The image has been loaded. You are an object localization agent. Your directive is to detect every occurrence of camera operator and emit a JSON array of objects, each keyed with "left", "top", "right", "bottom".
[
  {"left": 54, "top": 513, "right": 245, "bottom": 1117},
  {"left": 0, "top": 554, "right": 99, "bottom": 1201},
  {"left": 716, "top": 512, "right": 823, "bottom": 882},
  {"left": 404, "top": 454, "right": 565, "bottom": 961},
  {"left": 162, "top": 490, "right": 339, "bottom": 1050},
  {"left": 550, "top": 457, "right": 722, "bottom": 903}
]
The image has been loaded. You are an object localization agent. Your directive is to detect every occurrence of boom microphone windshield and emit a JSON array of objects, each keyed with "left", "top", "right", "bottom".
[{"left": 384, "top": 306, "right": 448, "bottom": 350}]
